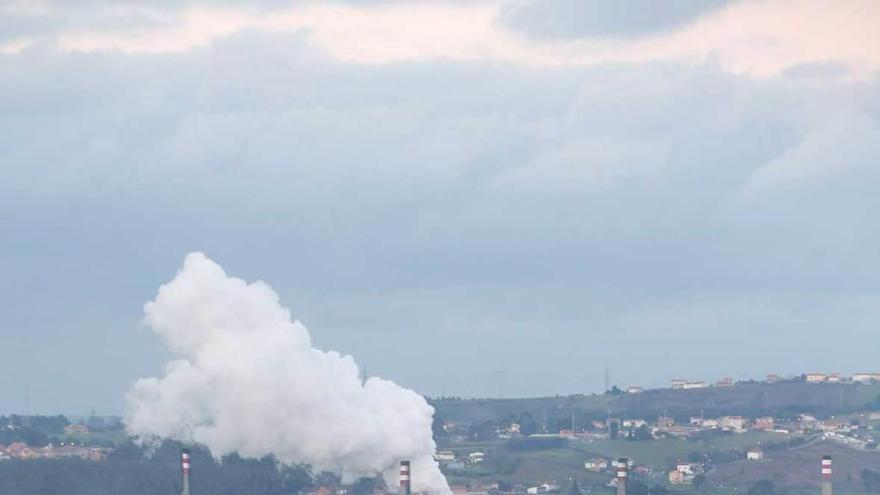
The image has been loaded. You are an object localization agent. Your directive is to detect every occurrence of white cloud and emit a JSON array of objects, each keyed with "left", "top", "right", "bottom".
[{"left": 2, "top": 0, "right": 879, "bottom": 78}]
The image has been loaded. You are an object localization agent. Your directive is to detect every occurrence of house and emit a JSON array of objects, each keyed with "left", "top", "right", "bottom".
[
  {"left": 754, "top": 417, "right": 775, "bottom": 430},
  {"left": 719, "top": 416, "right": 748, "bottom": 432},
  {"left": 676, "top": 462, "right": 703, "bottom": 476},
  {"left": 799, "top": 414, "right": 818, "bottom": 424},
  {"left": 467, "top": 452, "right": 485, "bottom": 464},
  {"left": 682, "top": 381, "right": 709, "bottom": 390},
  {"left": 828, "top": 373, "right": 843, "bottom": 383},
  {"left": 701, "top": 419, "right": 719, "bottom": 429},
  {"left": 766, "top": 374, "right": 782, "bottom": 383},
  {"left": 584, "top": 458, "right": 609, "bottom": 472},
  {"left": 626, "top": 386, "right": 644, "bottom": 394},
  {"left": 716, "top": 377, "right": 734, "bottom": 387},
  {"left": 435, "top": 451, "right": 456, "bottom": 462},
  {"left": 668, "top": 470, "right": 686, "bottom": 484},
  {"left": 852, "top": 373, "right": 880, "bottom": 383},
  {"left": 806, "top": 373, "right": 828, "bottom": 383},
  {"left": 6, "top": 442, "right": 36, "bottom": 459},
  {"left": 747, "top": 450, "right": 764, "bottom": 461},
  {"left": 671, "top": 379, "right": 688, "bottom": 389},
  {"left": 527, "top": 484, "right": 560, "bottom": 495},
  {"left": 656, "top": 416, "right": 675, "bottom": 428},
  {"left": 558, "top": 429, "right": 576, "bottom": 439},
  {"left": 633, "top": 465, "right": 652, "bottom": 475},
  {"left": 622, "top": 419, "right": 647, "bottom": 429}
]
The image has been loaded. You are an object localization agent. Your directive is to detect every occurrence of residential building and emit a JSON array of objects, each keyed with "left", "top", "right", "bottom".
[
  {"left": 747, "top": 450, "right": 764, "bottom": 461},
  {"left": 806, "top": 373, "right": 828, "bottom": 383},
  {"left": 853, "top": 373, "right": 880, "bottom": 383},
  {"left": 719, "top": 416, "right": 748, "bottom": 432},
  {"left": 656, "top": 416, "right": 675, "bottom": 428},
  {"left": 753, "top": 417, "right": 775, "bottom": 430},
  {"left": 435, "top": 451, "right": 456, "bottom": 462},
  {"left": 676, "top": 462, "right": 703, "bottom": 476},
  {"left": 527, "top": 484, "right": 560, "bottom": 495},
  {"left": 584, "top": 458, "right": 608, "bottom": 472},
  {"left": 668, "top": 470, "right": 686, "bottom": 485},
  {"left": 682, "top": 381, "right": 709, "bottom": 390},
  {"left": 622, "top": 419, "right": 647, "bottom": 429}
]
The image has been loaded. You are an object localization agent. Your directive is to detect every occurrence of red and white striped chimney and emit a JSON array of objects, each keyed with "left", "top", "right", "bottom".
[
  {"left": 181, "top": 448, "right": 191, "bottom": 495},
  {"left": 616, "top": 458, "right": 628, "bottom": 495},
  {"left": 821, "top": 455, "right": 832, "bottom": 495},
  {"left": 399, "top": 461, "right": 411, "bottom": 495}
]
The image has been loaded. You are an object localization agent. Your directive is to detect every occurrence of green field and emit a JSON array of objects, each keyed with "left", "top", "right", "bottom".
[
  {"left": 571, "top": 431, "right": 790, "bottom": 467},
  {"left": 443, "top": 432, "right": 794, "bottom": 486}
]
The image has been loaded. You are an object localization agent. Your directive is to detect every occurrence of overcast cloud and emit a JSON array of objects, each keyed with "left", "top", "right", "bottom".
[{"left": 1, "top": 0, "right": 879, "bottom": 414}]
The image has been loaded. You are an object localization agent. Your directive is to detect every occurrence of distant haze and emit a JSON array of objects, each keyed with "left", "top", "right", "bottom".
[{"left": 0, "top": 0, "right": 879, "bottom": 414}]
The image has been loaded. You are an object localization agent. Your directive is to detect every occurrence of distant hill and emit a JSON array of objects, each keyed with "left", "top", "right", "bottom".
[{"left": 432, "top": 382, "right": 880, "bottom": 425}]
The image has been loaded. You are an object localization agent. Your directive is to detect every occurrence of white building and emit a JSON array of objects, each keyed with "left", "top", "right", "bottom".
[
  {"left": 584, "top": 458, "right": 608, "bottom": 471},
  {"left": 719, "top": 416, "right": 748, "bottom": 432},
  {"left": 747, "top": 451, "right": 764, "bottom": 461},
  {"left": 435, "top": 451, "right": 456, "bottom": 462},
  {"left": 853, "top": 373, "right": 880, "bottom": 383},
  {"left": 682, "top": 381, "right": 709, "bottom": 390},
  {"left": 806, "top": 373, "right": 828, "bottom": 383}
]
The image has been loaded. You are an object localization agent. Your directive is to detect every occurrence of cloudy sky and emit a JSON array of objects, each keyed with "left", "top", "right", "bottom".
[{"left": 2, "top": 0, "right": 879, "bottom": 414}]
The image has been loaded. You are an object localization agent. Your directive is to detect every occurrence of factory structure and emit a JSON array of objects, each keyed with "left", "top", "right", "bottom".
[
  {"left": 615, "top": 458, "right": 628, "bottom": 495},
  {"left": 821, "top": 455, "right": 832, "bottom": 495},
  {"left": 173, "top": 450, "right": 839, "bottom": 495},
  {"left": 181, "top": 448, "right": 191, "bottom": 495}
]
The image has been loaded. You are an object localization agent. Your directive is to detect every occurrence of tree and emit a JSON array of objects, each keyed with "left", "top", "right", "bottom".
[
  {"left": 518, "top": 413, "right": 538, "bottom": 436},
  {"left": 632, "top": 425, "right": 652, "bottom": 441}
]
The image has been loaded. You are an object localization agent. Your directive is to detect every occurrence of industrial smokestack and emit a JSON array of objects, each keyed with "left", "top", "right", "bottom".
[
  {"left": 616, "top": 458, "right": 628, "bottom": 495},
  {"left": 400, "top": 461, "right": 411, "bottom": 495},
  {"left": 181, "top": 448, "right": 191, "bottom": 495},
  {"left": 821, "top": 455, "right": 832, "bottom": 495}
]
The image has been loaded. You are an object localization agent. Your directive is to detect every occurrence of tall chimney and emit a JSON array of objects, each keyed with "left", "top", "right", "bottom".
[
  {"left": 821, "top": 455, "right": 832, "bottom": 495},
  {"left": 400, "top": 461, "right": 411, "bottom": 495},
  {"left": 616, "top": 458, "right": 628, "bottom": 495},
  {"left": 181, "top": 448, "right": 191, "bottom": 495}
]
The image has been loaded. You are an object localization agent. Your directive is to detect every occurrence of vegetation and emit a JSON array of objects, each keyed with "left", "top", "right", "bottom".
[{"left": 0, "top": 440, "right": 316, "bottom": 495}]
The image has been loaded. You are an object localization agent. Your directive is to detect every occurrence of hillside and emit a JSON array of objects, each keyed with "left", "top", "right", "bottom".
[
  {"left": 432, "top": 382, "right": 880, "bottom": 424},
  {"left": 708, "top": 441, "right": 880, "bottom": 491}
]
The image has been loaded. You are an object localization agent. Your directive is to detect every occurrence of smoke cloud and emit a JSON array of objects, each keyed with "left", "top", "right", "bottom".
[{"left": 125, "top": 252, "right": 450, "bottom": 495}]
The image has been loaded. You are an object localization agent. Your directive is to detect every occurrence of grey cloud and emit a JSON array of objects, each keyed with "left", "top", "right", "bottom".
[
  {"left": 1, "top": 31, "right": 879, "bottom": 411},
  {"left": 499, "top": 0, "right": 733, "bottom": 39}
]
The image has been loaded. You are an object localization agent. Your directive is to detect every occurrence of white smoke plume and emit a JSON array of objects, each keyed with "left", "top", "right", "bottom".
[{"left": 125, "top": 252, "right": 450, "bottom": 495}]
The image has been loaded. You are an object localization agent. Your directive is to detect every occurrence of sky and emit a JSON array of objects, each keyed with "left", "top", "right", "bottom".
[{"left": 1, "top": 0, "right": 879, "bottom": 414}]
